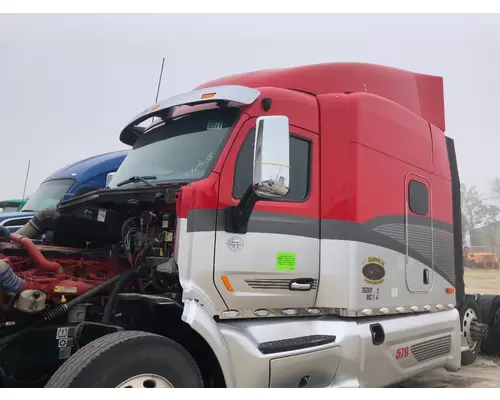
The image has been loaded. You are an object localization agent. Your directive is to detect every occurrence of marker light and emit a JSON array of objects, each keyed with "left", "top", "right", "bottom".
[
  {"left": 201, "top": 92, "right": 216, "bottom": 99},
  {"left": 222, "top": 310, "right": 240, "bottom": 318},
  {"left": 221, "top": 276, "right": 234, "bottom": 292}
]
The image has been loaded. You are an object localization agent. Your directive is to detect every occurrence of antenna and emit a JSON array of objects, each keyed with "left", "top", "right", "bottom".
[
  {"left": 155, "top": 57, "right": 165, "bottom": 104},
  {"left": 152, "top": 58, "right": 165, "bottom": 124},
  {"left": 21, "top": 159, "right": 31, "bottom": 204}
]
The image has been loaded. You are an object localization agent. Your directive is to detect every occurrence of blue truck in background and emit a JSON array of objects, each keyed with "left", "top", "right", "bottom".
[{"left": 0, "top": 150, "right": 128, "bottom": 233}]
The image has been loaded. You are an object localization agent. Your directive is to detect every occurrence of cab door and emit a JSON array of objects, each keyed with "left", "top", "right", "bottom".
[
  {"left": 405, "top": 173, "right": 434, "bottom": 292},
  {"left": 213, "top": 118, "right": 320, "bottom": 312}
]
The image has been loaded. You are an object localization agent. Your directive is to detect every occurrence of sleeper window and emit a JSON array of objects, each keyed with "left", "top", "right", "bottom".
[{"left": 408, "top": 180, "right": 429, "bottom": 216}]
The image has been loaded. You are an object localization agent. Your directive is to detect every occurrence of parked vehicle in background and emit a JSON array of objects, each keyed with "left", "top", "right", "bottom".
[
  {"left": 0, "top": 199, "right": 28, "bottom": 213},
  {"left": 463, "top": 246, "right": 499, "bottom": 269},
  {"left": 0, "top": 150, "right": 127, "bottom": 234}
]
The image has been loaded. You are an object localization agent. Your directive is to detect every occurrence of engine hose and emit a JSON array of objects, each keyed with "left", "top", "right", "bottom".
[
  {"left": 102, "top": 269, "right": 138, "bottom": 324},
  {"left": 43, "top": 272, "right": 125, "bottom": 321},
  {"left": 16, "top": 207, "right": 59, "bottom": 239},
  {"left": 8, "top": 233, "right": 61, "bottom": 273},
  {"left": 0, "top": 260, "right": 24, "bottom": 294}
]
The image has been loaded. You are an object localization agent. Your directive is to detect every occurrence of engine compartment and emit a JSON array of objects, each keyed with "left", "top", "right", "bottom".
[{"left": 0, "top": 184, "right": 186, "bottom": 386}]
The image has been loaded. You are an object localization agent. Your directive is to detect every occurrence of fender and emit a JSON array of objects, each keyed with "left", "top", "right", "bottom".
[{"left": 181, "top": 300, "right": 236, "bottom": 387}]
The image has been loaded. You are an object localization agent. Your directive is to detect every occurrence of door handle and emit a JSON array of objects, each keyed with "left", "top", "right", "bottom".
[
  {"left": 290, "top": 282, "right": 312, "bottom": 291},
  {"left": 423, "top": 269, "right": 429, "bottom": 284},
  {"left": 289, "top": 278, "right": 314, "bottom": 291}
]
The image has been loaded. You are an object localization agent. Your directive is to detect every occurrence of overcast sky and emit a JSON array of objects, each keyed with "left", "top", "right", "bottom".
[{"left": 1, "top": 13, "right": 499, "bottom": 200}]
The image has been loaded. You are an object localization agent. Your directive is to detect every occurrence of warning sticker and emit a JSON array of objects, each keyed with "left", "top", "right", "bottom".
[
  {"left": 97, "top": 208, "right": 107, "bottom": 222},
  {"left": 56, "top": 327, "right": 69, "bottom": 339},
  {"left": 54, "top": 286, "right": 78, "bottom": 293},
  {"left": 58, "top": 347, "right": 72, "bottom": 360},
  {"left": 58, "top": 339, "right": 68, "bottom": 348},
  {"left": 276, "top": 252, "right": 297, "bottom": 271}
]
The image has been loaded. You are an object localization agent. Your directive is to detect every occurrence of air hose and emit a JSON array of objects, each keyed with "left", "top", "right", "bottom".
[{"left": 102, "top": 269, "right": 138, "bottom": 324}]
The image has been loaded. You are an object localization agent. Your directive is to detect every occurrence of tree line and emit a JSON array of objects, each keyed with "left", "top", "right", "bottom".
[{"left": 461, "top": 180, "right": 500, "bottom": 245}]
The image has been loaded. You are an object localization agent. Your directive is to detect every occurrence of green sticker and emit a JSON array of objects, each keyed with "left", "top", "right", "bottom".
[{"left": 276, "top": 252, "right": 296, "bottom": 271}]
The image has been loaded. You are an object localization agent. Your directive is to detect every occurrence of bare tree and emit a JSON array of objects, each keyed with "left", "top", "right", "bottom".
[
  {"left": 461, "top": 184, "right": 500, "bottom": 247},
  {"left": 492, "top": 178, "right": 500, "bottom": 199}
]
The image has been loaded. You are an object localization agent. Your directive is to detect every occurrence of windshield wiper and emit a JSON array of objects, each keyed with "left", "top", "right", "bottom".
[
  {"left": 22, "top": 209, "right": 34, "bottom": 212},
  {"left": 116, "top": 175, "right": 157, "bottom": 187}
]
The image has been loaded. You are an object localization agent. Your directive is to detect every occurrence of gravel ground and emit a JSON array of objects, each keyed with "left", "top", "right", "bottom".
[
  {"left": 398, "top": 268, "right": 500, "bottom": 388},
  {"left": 396, "top": 357, "right": 500, "bottom": 388}
]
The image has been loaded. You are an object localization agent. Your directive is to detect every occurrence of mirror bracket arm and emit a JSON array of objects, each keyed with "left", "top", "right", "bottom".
[{"left": 225, "top": 185, "right": 261, "bottom": 234}]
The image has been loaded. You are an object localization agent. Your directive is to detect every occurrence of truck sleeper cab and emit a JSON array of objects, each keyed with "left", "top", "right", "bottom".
[
  {"left": 46, "top": 63, "right": 464, "bottom": 388},
  {"left": 0, "top": 151, "right": 128, "bottom": 235}
]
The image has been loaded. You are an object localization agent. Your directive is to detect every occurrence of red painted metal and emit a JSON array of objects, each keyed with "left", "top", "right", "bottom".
[
  {"left": 181, "top": 62, "right": 451, "bottom": 226},
  {"left": 8, "top": 233, "right": 62, "bottom": 272}
]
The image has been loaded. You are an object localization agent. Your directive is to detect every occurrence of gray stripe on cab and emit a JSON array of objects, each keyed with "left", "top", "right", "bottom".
[{"left": 186, "top": 209, "right": 456, "bottom": 286}]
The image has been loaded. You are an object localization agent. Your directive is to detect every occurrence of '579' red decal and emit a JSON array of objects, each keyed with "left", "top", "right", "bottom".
[{"left": 396, "top": 346, "right": 409, "bottom": 360}]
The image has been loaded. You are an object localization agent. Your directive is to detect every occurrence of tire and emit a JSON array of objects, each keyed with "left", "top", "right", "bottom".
[
  {"left": 459, "top": 297, "right": 481, "bottom": 365},
  {"left": 477, "top": 295, "right": 499, "bottom": 356},
  {"left": 45, "top": 330, "right": 204, "bottom": 388}
]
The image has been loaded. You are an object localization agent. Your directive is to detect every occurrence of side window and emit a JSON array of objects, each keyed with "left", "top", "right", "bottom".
[
  {"left": 233, "top": 128, "right": 311, "bottom": 201},
  {"left": 408, "top": 180, "right": 428, "bottom": 216}
]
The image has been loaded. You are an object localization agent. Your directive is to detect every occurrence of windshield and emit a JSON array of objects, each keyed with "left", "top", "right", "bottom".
[
  {"left": 22, "top": 179, "right": 74, "bottom": 211},
  {"left": 0, "top": 201, "right": 22, "bottom": 212},
  {"left": 0, "top": 206, "right": 18, "bottom": 213},
  {"left": 109, "top": 107, "right": 240, "bottom": 188}
]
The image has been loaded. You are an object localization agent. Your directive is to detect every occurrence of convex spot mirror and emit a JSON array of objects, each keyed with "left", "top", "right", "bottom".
[{"left": 106, "top": 172, "right": 116, "bottom": 188}]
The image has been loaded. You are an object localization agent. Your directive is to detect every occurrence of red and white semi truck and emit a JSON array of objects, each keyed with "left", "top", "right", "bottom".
[{"left": 0, "top": 62, "right": 488, "bottom": 388}]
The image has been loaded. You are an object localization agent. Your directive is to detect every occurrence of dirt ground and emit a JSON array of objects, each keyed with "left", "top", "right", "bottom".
[
  {"left": 398, "top": 267, "right": 500, "bottom": 388},
  {"left": 396, "top": 357, "right": 500, "bottom": 388},
  {"left": 464, "top": 267, "right": 500, "bottom": 295}
]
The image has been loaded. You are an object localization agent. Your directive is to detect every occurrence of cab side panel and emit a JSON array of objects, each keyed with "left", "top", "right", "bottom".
[{"left": 316, "top": 93, "right": 455, "bottom": 314}]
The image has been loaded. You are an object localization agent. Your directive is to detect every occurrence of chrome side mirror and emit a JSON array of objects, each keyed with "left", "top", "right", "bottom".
[
  {"left": 106, "top": 172, "right": 116, "bottom": 188},
  {"left": 252, "top": 116, "right": 290, "bottom": 199}
]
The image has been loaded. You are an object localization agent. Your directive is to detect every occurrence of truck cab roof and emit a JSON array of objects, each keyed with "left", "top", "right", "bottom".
[
  {"left": 44, "top": 150, "right": 129, "bottom": 184},
  {"left": 195, "top": 62, "right": 445, "bottom": 132}
]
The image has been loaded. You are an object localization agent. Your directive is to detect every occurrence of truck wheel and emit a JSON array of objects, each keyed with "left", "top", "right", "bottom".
[
  {"left": 459, "top": 297, "right": 481, "bottom": 365},
  {"left": 478, "top": 295, "right": 499, "bottom": 356},
  {"left": 45, "top": 330, "right": 203, "bottom": 388}
]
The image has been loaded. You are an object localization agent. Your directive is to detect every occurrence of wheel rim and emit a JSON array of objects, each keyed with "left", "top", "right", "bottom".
[
  {"left": 117, "top": 374, "right": 174, "bottom": 388},
  {"left": 463, "top": 308, "right": 479, "bottom": 351}
]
